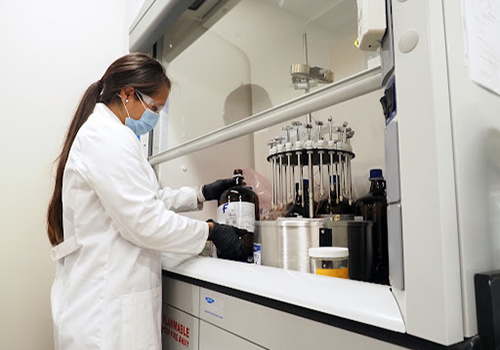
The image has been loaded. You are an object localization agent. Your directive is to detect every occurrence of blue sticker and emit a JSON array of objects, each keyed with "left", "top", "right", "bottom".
[{"left": 205, "top": 297, "right": 215, "bottom": 304}]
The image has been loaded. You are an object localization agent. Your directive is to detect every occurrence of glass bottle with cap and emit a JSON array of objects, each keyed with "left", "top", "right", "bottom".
[
  {"left": 317, "top": 175, "right": 355, "bottom": 216},
  {"left": 285, "top": 179, "right": 317, "bottom": 218},
  {"left": 217, "top": 169, "right": 259, "bottom": 263},
  {"left": 355, "top": 168, "right": 388, "bottom": 285}
]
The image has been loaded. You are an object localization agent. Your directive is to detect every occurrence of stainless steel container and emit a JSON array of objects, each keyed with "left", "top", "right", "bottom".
[
  {"left": 255, "top": 218, "right": 325, "bottom": 272},
  {"left": 277, "top": 218, "right": 325, "bottom": 272},
  {"left": 254, "top": 221, "right": 280, "bottom": 268},
  {"left": 255, "top": 218, "right": 373, "bottom": 279}
]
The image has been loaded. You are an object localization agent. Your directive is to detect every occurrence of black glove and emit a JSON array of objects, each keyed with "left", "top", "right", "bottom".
[
  {"left": 202, "top": 178, "right": 237, "bottom": 201},
  {"left": 208, "top": 220, "right": 251, "bottom": 262}
]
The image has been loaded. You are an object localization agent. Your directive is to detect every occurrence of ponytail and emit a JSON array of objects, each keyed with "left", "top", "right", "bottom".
[
  {"left": 47, "top": 53, "right": 170, "bottom": 246},
  {"left": 47, "top": 81, "right": 102, "bottom": 246}
]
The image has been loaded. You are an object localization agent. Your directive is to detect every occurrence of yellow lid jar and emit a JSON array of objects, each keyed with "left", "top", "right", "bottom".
[{"left": 309, "top": 247, "right": 349, "bottom": 279}]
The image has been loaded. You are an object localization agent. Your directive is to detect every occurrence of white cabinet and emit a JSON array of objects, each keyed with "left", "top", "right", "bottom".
[
  {"left": 163, "top": 274, "right": 408, "bottom": 350},
  {"left": 162, "top": 304, "right": 199, "bottom": 350},
  {"left": 162, "top": 274, "right": 200, "bottom": 317},
  {"left": 199, "top": 321, "right": 265, "bottom": 350}
]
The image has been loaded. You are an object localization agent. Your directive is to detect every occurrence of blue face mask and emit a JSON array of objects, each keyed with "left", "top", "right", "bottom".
[
  {"left": 119, "top": 92, "right": 160, "bottom": 135},
  {"left": 125, "top": 108, "right": 159, "bottom": 135}
]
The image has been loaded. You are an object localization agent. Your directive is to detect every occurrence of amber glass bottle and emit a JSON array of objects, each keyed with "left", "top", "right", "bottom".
[
  {"left": 355, "top": 169, "right": 389, "bottom": 285},
  {"left": 217, "top": 169, "right": 260, "bottom": 263},
  {"left": 317, "top": 176, "right": 354, "bottom": 216}
]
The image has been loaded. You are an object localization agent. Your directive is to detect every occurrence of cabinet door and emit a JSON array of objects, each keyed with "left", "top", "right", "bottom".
[
  {"left": 162, "top": 274, "right": 200, "bottom": 317},
  {"left": 162, "top": 304, "right": 199, "bottom": 350},
  {"left": 199, "top": 320, "right": 266, "bottom": 350}
]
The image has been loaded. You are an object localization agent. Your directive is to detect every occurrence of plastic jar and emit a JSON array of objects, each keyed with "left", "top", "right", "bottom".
[{"left": 309, "top": 247, "right": 349, "bottom": 279}]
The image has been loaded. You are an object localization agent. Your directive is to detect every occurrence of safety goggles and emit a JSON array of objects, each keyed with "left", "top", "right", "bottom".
[{"left": 136, "top": 90, "right": 167, "bottom": 114}]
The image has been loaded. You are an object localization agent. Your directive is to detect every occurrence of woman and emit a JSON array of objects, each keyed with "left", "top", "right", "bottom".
[{"left": 47, "top": 53, "right": 249, "bottom": 349}]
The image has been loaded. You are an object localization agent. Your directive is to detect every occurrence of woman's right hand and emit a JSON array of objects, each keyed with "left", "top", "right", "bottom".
[{"left": 207, "top": 220, "right": 250, "bottom": 262}]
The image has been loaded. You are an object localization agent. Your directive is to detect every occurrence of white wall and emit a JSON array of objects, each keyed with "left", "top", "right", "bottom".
[{"left": 0, "top": 1, "right": 129, "bottom": 348}]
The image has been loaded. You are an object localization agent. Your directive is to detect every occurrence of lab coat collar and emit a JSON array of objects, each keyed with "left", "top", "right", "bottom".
[{"left": 94, "top": 102, "right": 124, "bottom": 126}]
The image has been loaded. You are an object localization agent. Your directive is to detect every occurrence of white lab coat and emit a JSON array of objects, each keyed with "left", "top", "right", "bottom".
[{"left": 50, "top": 103, "right": 208, "bottom": 350}]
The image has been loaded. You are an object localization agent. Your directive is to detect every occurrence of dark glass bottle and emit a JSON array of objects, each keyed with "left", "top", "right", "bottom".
[
  {"left": 317, "top": 176, "right": 354, "bottom": 216},
  {"left": 285, "top": 183, "right": 306, "bottom": 218},
  {"left": 355, "top": 169, "right": 389, "bottom": 285},
  {"left": 217, "top": 169, "right": 259, "bottom": 263},
  {"left": 285, "top": 180, "right": 317, "bottom": 218}
]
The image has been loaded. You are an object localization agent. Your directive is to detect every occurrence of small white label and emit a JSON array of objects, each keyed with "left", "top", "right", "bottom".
[
  {"left": 202, "top": 292, "right": 225, "bottom": 324},
  {"left": 217, "top": 202, "right": 256, "bottom": 232},
  {"left": 253, "top": 243, "right": 262, "bottom": 265}
]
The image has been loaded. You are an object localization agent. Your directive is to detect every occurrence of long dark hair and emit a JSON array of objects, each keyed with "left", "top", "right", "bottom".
[{"left": 47, "top": 53, "right": 171, "bottom": 246}]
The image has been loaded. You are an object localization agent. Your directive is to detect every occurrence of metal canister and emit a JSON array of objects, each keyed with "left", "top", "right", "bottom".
[
  {"left": 322, "top": 219, "right": 373, "bottom": 281},
  {"left": 255, "top": 218, "right": 326, "bottom": 272}
]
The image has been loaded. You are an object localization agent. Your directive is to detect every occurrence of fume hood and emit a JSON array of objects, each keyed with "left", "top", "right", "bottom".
[{"left": 130, "top": 0, "right": 500, "bottom": 349}]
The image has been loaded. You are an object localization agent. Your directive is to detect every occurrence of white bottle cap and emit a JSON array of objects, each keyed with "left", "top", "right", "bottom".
[{"left": 308, "top": 247, "right": 348, "bottom": 259}]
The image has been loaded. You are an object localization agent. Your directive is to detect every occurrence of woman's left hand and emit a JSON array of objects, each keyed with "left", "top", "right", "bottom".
[{"left": 201, "top": 178, "right": 237, "bottom": 201}]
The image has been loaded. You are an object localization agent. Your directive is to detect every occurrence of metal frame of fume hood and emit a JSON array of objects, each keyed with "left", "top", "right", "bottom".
[{"left": 148, "top": 65, "right": 383, "bottom": 167}]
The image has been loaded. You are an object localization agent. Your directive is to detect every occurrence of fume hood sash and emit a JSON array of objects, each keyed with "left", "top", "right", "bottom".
[
  {"left": 148, "top": 66, "right": 383, "bottom": 166},
  {"left": 129, "top": 0, "right": 193, "bottom": 53}
]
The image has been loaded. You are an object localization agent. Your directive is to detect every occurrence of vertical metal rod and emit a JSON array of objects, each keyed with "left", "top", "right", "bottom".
[
  {"left": 286, "top": 153, "right": 295, "bottom": 203},
  {"left": 308, "top": 151, "right": 314, "bottom": 218},
  {"left": 343, "top": 155, "right": 348, "bottom": 199},
  {"left": 328, "top": 152, "right": 333, "bottom": 212},
  {"left": 278, "top": 155, "right": 283, "bottom": 211},
  {"left": 319, "top": 152, "right": 324, "bottom": 200},
  {"left": 338, "top": 154, "right": 342, "bottom": 201},
  {"left": 336, "top": 158, "right": 341, "bottom": 203},
  {"left": 275, "top": 157, "right": 280, "bottom": 210},
  {"left": 306, "top": 113, "right": 313, "bottom": 124},
  {"left": 298, "top": 151, "right": 304, "bottom": 208},
  {"left": 303, "top": 33, "right": 313, "bottom": 124},
  {"left": 348, "top": 156, "right": 353, "bottom": 205},
  {"left": 283, "top": 156, "right": 288, "bottom": 209},
  {"left": 303, "top": 33, "right": 309, "bottom": 66},
  {"left": 271, "top": 157, "right": 276, "bottom": 210},
  {"left": 291, "top": 159, "right": 296, "bottom": 204}
]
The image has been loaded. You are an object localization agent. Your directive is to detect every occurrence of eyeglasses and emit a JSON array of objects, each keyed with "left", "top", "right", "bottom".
[{"left": 136, "top": 90, "right": 165, "bottom": 114}]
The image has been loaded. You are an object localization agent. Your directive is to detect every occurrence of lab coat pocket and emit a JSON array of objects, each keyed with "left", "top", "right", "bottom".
[
  {"left": 51, "top": 279, "right": 64, "bottom": 335},
  {"left": 121, "top": 287, "right": 162, "bottom": 350}
]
